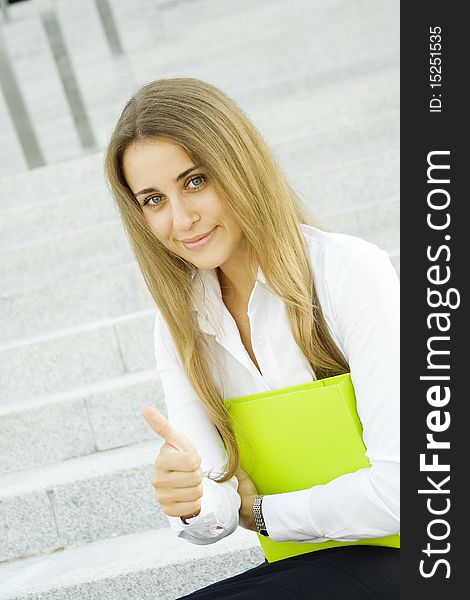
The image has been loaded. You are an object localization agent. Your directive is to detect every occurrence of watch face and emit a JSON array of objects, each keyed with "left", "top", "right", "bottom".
[{"left": 259, "top": 529, "right": 269, "bottom": 537}]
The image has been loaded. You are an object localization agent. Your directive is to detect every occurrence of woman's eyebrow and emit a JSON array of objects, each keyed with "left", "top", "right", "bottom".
[{"left": 134, "top": 164, "right": 203, "bottom": 197}]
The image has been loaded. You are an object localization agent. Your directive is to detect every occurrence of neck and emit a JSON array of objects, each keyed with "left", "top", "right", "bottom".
[{"left": 216, "top": 259, "right": 258, "bottom": 303}]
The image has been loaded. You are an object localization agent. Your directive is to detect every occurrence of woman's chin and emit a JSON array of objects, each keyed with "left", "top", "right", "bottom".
[{"left": 190, "top": 255, "right": 225, "bottom": 271}]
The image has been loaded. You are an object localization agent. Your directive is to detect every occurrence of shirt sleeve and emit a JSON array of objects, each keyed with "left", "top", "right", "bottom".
[
  {"left": 153, "top": 311, "right": 241, "bottom": 545},
  {"left": 261, "top": 244, "right": 400, "bottom": 543}
]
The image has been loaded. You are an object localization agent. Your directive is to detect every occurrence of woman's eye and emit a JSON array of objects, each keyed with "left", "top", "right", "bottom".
[
  {"left": 187, "top": 174, "right": 206, "bottom": 189},
  {"left": 143, "top": 195, "right": 163, "bottom": 208},
  {"left": 143, "top": 175, "right": 206, "bottom": 208}
]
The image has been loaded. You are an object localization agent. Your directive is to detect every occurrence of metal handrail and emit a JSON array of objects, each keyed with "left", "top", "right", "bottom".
[{"left": 0, "top": 0, "right": 9, "bottom": 23}]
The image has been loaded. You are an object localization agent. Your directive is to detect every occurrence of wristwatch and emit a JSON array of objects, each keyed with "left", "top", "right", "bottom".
[{"left": 253, "top": 495, "right": 269, "bottom": 537}]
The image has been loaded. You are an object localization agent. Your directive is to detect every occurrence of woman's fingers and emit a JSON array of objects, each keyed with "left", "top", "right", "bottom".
[
  {"left": 155, "top": 483, "right": 203, "bottom": 504},
  {"left": 143, "top": 407, "right": 204, "bottom": 520}
]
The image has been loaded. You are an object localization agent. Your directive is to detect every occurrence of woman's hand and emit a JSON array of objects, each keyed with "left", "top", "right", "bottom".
[
  {"left": 142, "top": 406, "right": 203, "bottom": 522},
  {"left": 236, "top": 466, "right": 259, "bottom": 532}
]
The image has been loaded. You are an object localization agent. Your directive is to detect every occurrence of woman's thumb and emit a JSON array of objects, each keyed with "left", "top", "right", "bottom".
[{"left": 142, "top": 406, "right": 196, "bottom": 453}]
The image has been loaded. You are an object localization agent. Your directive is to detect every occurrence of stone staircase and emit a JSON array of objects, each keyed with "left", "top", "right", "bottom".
[{"left": 0, "top": 0, "right": 399, "bottom": 598}]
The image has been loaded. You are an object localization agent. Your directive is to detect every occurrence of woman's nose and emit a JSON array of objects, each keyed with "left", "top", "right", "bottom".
[{"left": 171, "top": 197, "right": 199, "bottom": 231}]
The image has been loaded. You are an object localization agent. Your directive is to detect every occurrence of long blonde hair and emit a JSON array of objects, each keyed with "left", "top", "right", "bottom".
[{"left": 104, "top": 78, "right": 349, "bottom": 483}]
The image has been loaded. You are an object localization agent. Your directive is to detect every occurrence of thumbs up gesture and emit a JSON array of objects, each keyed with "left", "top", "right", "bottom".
[{"left": 142, "top": 406, "right": 203, "bottom": 522}]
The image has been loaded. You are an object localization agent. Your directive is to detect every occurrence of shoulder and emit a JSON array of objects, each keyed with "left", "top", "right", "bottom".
[
  {"left": 299, "top": 223, "right": 387, "bottom": 267},
  {"left": 299, "top": 223, "right": 395, "bottom": 282},
  {"left": 299, "top": 223, "right": 398, "bottom": 320}
]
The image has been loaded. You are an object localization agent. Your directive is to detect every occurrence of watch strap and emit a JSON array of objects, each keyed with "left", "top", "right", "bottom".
[{"left": 253, "top": 495, "right": 269, "bottom": 537}]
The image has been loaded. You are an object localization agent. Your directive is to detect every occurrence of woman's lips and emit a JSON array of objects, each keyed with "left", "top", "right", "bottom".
[{"left": 181, "top": 227, "right": 217, "bottom": 250}]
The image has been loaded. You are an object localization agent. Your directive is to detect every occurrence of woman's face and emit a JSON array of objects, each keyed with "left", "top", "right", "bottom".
[{"left": 122, "top": 138, "right": 245, "bottom": 270}]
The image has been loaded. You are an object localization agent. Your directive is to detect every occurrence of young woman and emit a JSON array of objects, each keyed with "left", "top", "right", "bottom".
[{"left": 105, "top": 77, "right": 400, "bottom": 599}]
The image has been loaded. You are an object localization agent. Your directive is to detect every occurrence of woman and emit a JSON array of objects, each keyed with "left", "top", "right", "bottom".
[{"left": 105, "top": 77, "right": 400, "bottom": 599}]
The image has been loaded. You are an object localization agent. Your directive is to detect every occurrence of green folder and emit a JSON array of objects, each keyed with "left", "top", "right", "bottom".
[{"left": 223, "top": 372, "right": 400, "bottom": 563}]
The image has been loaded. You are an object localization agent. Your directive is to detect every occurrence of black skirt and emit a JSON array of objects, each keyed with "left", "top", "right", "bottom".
[{"left": 179, "top": 545, "right": 400, "bottom": 599}]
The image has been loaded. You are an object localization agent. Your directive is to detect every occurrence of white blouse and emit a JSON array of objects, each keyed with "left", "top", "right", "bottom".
[{"left": 153, "top": 224, "right": 400, "bottom": 546}]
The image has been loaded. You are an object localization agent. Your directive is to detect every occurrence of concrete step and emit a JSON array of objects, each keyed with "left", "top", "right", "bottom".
[
  {"left": 0, "top": 197, "right": 398, "bottom": 345},
  {"left": 0, "top": 309, "right": 156, "bottom": 405},
  {"left": 274, "top": 109, "right": 398, "bottom": 179},
  {"left": 112, "top": 0, "right": 343, "bottom": 55},
  {"left": 0, "top": 370, "right": 163, "bottom": 476},
  {"left": 0, "top": 439, "right": 170, "bottom": 561},
  {"left": 130, "top": 0, "right": 398, "bottom": 98},
  {"left": 295, "top": 150, "right": 399, "bottom": 215},
  {"left": 248, "top": 65, "right": 398, "bottom": 131},
  {"left": 0, "top": 262, "right": 154, "bottom": 345},
  {"left": 0, "top": 185, "right": 116, "bottom": 250},
  {"left": 322, "top": 197, "right": 399, "bottom": 254},
  {"left": 0, "top": 527, "right": 263, "bottom": 600},
  {"left": 0, "top": 151, "right": 106, "bottom": 212},
  {"left": 0, "top": 221, "right": 134, "bottom": 297}
]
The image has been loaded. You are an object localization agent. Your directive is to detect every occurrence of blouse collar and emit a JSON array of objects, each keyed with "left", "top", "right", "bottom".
[{"left": 190, "top": 265, "right": 266, "bottom": 336}]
